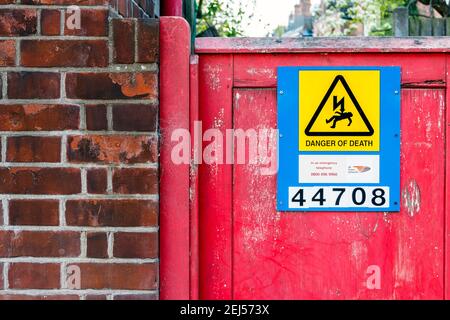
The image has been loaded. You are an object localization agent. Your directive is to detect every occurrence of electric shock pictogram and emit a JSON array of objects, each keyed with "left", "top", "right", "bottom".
[
  {"left": 305, "top": 75, "right": 374, "bottom": 136},
  {"left": 299, "top": 70, "right": 380, "bottom": 152}
]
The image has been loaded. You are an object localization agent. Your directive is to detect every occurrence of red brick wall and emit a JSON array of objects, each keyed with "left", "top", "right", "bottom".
[{"left": 0, "top": 1, "right": 159, "bottom": 300}]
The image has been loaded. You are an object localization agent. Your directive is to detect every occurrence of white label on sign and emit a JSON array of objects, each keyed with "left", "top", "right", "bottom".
[
  {"left": 288, "top": 186, "right": 390, "bottom": 209},
  {"left": 298, "top": 155, "right": 379, "bottom": 184}
]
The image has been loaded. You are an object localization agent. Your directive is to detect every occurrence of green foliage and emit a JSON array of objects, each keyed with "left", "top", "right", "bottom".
[
  {"left": 272, "top": 25, "right": 287, "bottom": 37},
  {"left": 314, "top": 0, "right": 409, "bottom": 36},
  {"left": 196, "top": 0, "right": 255, "bottom": 37}
]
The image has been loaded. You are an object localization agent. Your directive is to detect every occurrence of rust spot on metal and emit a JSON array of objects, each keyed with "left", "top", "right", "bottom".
[{"left": 401, "top": 179, "right": 421, "bottom": 217}]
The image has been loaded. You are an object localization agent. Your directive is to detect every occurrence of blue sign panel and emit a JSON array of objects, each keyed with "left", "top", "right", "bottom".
[{"left": 277, "top": 66, "right": 400, "bottom": 212}]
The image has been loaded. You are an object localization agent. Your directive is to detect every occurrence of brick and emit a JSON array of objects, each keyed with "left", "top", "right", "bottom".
[
  {"left": 137, "top": 19, "right": 158, "bottom": 63},
  {"left": 113, "top": 104, "right": 157, "bottom": 132},
  {"left": 64, "top": 9, "right": 108, "bottom": 36},
  {"left": 9, "top": 263, "right": 60, "bottom": 289},
  {"left": 113, "top": 19, "right": 134, "bottom": 64},
  {"left": 87, "top": 168, "right": 107, "bottom": 194},
  {"left": 66, "top": 72, "right": 158, "bottom": 100},
  {"left": 9, "top": 199, "right": 59, "bottom": 226},
  {"left": 0, "top": 294, "right": 79, "bottom": 300},
  {"left": 0, "top": 0, "right": 16, "bottom": 4},
  {"left": 0, "top": 9, "right": 37, "bottom": 36},
  {"left": 85, "top": 295, "right": 108, "bottom": 300},
  {"left": 41, "top": 9, "right": 60, "bottom": 36},
  {"left": 0, "top": 263, "right": 3, "bottom": 290},
  {"left": 67, "top": 135, "right": 157, "bottom": 164},
  {"left": 23, "top": 106, "right": 77, "bottom": 129},
  {"left": 114, "top": 293, "right": 158, "bottom": 300},
  {"left": 22, "top": 0, "right": 108, "bottom": 4},
  {"left": 0, "top": 168, "right": 81, "bottom": 194},
  {"left": 0, "top": 105, "right": 79, "bottom": 131},
  {"left": 87, "top": 232, "right": 108, "bottom": 258},
  {"left": 8, "top": 72, "right": 60, "bottom": 99},
  {"left": 0, "top": 40, "right": 15, "bottom": 66},
  {"left": 70, "top": 263, "right": 157, "bottom": 290},
  {"left": 113, "top": 168, "right": 157, "bottom": 194},
  {"left": 21, "top": 40, "right": 108, "bottom": 67},
  {"left": 66, "top": 200, "right": 157, "bottom": 227},
  {"left": 0, "top": 231, "right": 80, "bottom": 257},
  {"left": 7, "top": 136, "right": 61, "bottom": 162},
  {"left": 86, "top": 105, "right": 107, "bottom": 131},
  {"left": 114, "top": 232, "right": 157, "bottom": 258}
]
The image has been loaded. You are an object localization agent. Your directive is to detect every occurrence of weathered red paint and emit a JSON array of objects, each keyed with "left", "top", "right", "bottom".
[
  {"left": 198, "top": 54, "right": 234, "bottom": 300},
  {"left": 227, "top": 88, "right": 444, "bottom": 299},
  {"left": 195, "top": 37, "right": 450, "bottom": 54},
  {"left": 161, "top": 33, "right": 450, "bottom": 299},
  {"left": 196, "top": 38, "right": 449, "bottom": 299},
  {"left": 445, "top": 56, "right": 450, "bottom": 300},
  {"left": 232, "top": 53, "right": 446, "bottom": 88},
  {"left": 159, "top": 16, "right": 191, "bottom": 300},
  {"left": 190, "top": 55, "right": 200, "bottom": 300}
]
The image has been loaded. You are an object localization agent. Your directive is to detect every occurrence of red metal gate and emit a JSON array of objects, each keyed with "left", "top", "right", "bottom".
[{"left": 160, "top": 17, "right": 450, "bottom": 300}]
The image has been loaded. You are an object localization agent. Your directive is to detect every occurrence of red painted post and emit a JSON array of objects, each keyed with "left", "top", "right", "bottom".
[
  {"left": 190, "top": 55, "right": 200, "bottom": 300},
  {"left": 161, "top": 0, "right": 183, "bottom": 16},
  {"left": 159, "top": 16, "right": 191, "bottom": 300},
  {"left": 198, "top": 54, "right": 234, "bottom": 300},
  {"left": 445, "top": 54, "right": 450, "bottom": 300}
]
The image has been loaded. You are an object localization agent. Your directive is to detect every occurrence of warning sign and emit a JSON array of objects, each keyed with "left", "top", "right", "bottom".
[
  {"left": 277, "top": 66, "right": 400, "bottom": 212},
  {"left": 299, "top": 70, "right": 380, "bottom": 152}
]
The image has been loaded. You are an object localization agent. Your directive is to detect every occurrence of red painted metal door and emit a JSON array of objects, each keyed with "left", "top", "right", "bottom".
[{"left": 196, "top": 38, "right": 450, "bottom": 300}]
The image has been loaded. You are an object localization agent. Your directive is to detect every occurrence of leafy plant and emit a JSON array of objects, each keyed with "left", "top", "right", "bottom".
[
  {"left": 196, "top": 0, "right": 255, "bottom": 37},
  {"left": 314, "top": 0, "right": 409, "bottom": 36}
]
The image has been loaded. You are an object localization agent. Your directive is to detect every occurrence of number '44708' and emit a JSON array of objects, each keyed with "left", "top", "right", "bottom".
[{"left": 288, "top": 186, "right": 389, "bottom": 209}]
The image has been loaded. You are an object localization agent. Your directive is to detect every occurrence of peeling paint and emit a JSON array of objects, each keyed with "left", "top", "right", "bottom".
[
  {"left": 213, "top": 108, "right": 224, "bottom": 129},
  {"left": 235, "top": 92, "right": 241, "bottom": 110},
  {"left": 205, "top": 65, "right": 223, "bottom": 91},
  {"left": 401, "top": 179, "right": 421, "bottom": 217},
  {"left": 247, "top": 68, "right": 275, "bottom": 78},
  {"left": 350, "top": 241, "right": 367, "bottom": 271},
  {"left": 437, "top": 92, "right": 445, "bottom": 131},
  {"left": 356, "top": 214, "right": 380, "bottom": 239}
]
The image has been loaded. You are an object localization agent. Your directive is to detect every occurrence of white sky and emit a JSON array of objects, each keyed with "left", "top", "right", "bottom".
[{"left": 243, "top": 0, "right": 321, "bottom": 36}]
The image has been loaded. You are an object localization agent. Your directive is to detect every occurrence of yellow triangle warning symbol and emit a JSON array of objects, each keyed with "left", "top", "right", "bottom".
[{"left": 305, "top": 75, "right": 374, "bottom": 136}]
